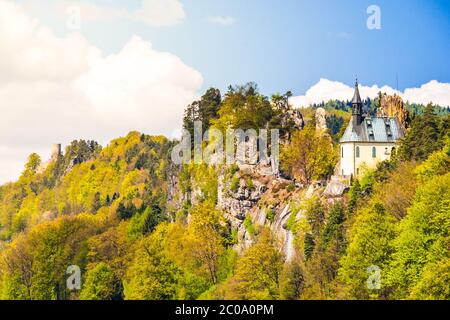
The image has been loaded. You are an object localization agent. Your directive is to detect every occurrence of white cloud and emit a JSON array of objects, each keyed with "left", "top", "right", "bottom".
[
  {"left": 207, "top": 16, "right": 236, "bottom": 26},
  {"left": 0, "top": 0, "right": 202, "bottom": 183},
  {"left": 55, "top": 0, "right": 185, "bottom": 27},
  {"left": 290, "top": 78, "right": 450, "bottom": 108},
  {"left": 403, "top": 80, "right": 450, "bottom": 107}
]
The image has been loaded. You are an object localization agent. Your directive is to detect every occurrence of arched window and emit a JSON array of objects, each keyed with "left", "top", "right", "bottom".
[
  {"left": 372, "top": 146, "right": 377, "bottom": 158},
  {"left": 356, "top": 146, "right": 360, "bottom": 158}
]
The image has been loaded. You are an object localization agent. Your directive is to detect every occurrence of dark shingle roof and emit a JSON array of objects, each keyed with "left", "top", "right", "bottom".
[{"left": 340, "top": 116, "right": 405, "bottom": 143}]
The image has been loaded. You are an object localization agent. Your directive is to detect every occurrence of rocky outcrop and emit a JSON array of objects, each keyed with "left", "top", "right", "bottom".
[
  {"left": 280, "top": 108, "right": 304, "bottom": 139},
  {"left": 324, "top": 175, "right": 350, "bottom": 197},
  {"left": 189, "top": 156, "right": 347, "bottom": 262},
  {"left": 289, "top": 109, "right": 305, "bottom": 130},
  {"left": 218, "top": 165, "right": 306, "bottom": 258},
  {"left": 316, "top": 107, "right": 327, "bottom": 132},
  {"left": 218, "top": 168, "right": 269, "bottom": 228},
  {"left": 37, "top": 144, "right": 62, "bottom": 174},
  {"left": 377, "top": 92, "right": 409, "bottom": 129}
]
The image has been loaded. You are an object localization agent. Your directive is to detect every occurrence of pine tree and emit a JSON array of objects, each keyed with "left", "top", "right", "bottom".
[{"left": 397, "top": 104, "right": 443, "bottom": 161}]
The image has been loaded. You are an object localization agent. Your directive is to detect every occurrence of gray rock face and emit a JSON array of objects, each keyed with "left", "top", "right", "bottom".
[
  {"left": 268, "top": 204, "right": 295, "bottom": 262},
  {"left": 189, "top": 163, "right": 347, "bottom": 262},
  {"left": 218, "top": 174, "right": 267, "bottom": 228},
  {"left": 316, "top": 107, "right": 327, "bottom": 131},
  {"left": 281, "top": 108, "right": 304, "bottom": 132},
  {"left": 216, "top": 163, "right": 305, "bottom": 257},
  {"left": 324, "top": 175, "right": 350, "bottom": 197},
  {"left": 237, "top": 202, "right": 297, "bottom": 261}
]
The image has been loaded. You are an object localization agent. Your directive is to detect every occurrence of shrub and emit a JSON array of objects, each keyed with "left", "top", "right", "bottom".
[
  {"left": 230, "top": 176, "right": 240, "bottom": 192},
  {"left": 266, "top": 208, "right": 276, "bottom": 223},
  {"left": 243, "top": 215, "right": 255, "bottom": 236}
]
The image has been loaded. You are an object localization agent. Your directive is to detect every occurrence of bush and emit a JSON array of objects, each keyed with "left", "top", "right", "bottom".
[
  {"left": 243, "top": 215, "right": 255, "bottom": 236},
  {"left": 247, "top": 178, "right": 254, "bottom": 189},
  {"left": 266, "top": 208, "right": 276, "bottom": 223},
  {"left": 80, "top": 263, "right": 119, "bottom": 300},
  {"left": 229, "top": 164, "right": 239, "bottom": 175},
  {"left": 230, "top": 176, "right": 240, "bottom": 192}
]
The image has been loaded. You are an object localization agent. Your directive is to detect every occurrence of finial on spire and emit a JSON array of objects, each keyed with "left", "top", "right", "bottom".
[{"left": 351, "top": 76, "right": 362, "bottom": 105}]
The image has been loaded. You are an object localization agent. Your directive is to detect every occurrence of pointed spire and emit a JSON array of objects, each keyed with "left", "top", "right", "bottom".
[
  {"left": 352, "top": 77, "right": 362, "bottom": 105},
  {"left": 352, "top": 77, "right": 364, "bottom": 127}
]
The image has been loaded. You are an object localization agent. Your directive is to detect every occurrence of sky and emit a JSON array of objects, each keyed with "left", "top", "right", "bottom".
[{"left": 1, "top": 0, "right": 449, "bottom": 183}]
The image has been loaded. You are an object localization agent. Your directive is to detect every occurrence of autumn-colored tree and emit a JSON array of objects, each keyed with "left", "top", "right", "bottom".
[
  {"left": 281, "top": 124, "right": 337, "bottom": 184},
  {"left": 377, "top": 161, "right": 417, "bottom": 220},
  {"left": 185, "top": 202, "right": 227, "bottom": 284},
  {"left": 224, "top": 229, "right": 283, "bottom": 299}
]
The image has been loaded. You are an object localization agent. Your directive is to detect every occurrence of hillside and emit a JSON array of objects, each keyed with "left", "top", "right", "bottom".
[{"left": 0, "top": 84, "right": 449, "bottom": 300}]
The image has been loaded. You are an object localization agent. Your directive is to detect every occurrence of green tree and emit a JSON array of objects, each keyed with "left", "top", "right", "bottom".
[
  {"left": 279, "top": 260, "right": 304, "bottom": 300},
  {"left": 80, "top": 263, "right": 118, "bottom": 300},
  {"left": 212, "top": 83, "right": 279, "bottom": 131},
  {"left": 409, "top": 259, "right": 450, "bottom": 300},
  {"left": 386, "top": 173, "right": 450, "bottom": 299},
  {"left": 185, "top": 202, "right": 227, "bottom": 284},
  {"left": 23, "top": 153, "right": 41, "bottom": 177},
  {"left": 397, "top": 104, "right": 445, "bottom": 161},
  {"left": 338, "top": 202, "right": 396, "bottom": 299},
  {"left": 320, "top": 202, "right": 345, "bottom": 250},
  {"left": 123, "top": 225, "right": 180, "bottom": 300},
  {"left": 224, "top": 229, "right": 283, "bottom": 299},
  {"left": 183, "top": 87, "right": 221, "bottom": 136}
]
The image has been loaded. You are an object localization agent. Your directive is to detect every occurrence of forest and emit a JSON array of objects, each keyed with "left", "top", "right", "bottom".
[{"left": 0, "top": 83, "right": 449, "bottom": 300}]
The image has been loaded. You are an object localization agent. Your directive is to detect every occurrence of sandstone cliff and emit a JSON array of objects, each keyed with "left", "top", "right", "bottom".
[{"left": 377, "top": 92, "right": 409, "bottom": 129}]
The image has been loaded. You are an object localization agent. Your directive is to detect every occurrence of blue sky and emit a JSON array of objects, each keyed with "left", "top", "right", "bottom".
[{"left": 23, "top": 0, "right": 450, "bottom": 95}]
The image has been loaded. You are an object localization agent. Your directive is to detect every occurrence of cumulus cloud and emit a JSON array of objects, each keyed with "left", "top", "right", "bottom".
[
  {"left": 207, "top": 16, "right": 236, "bottom": 26},
  {"left": 55, "top": 0, "right": 185, "bottom": 27},
  {"left": 0, "top": 0, "right": 202, "bottom": 183},
  {"left": 290, "top": 78, "right": 450, "bottom": 108},
  {"left": 403, "top": 80, "right": 450, "bottom": 107}
]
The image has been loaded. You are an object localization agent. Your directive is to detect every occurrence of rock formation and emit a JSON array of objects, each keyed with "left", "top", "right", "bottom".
[
  {"left": 377, "top": 92, "right": 409, "bottom": 129},
  {"left": 315, "top": 107, "right": 327, "bottom": 132},
  {"left": 324, "top": 175, "right": 350, "bottom": 197},
  {"left": 37, "top": 143, "right": 62, "bottom": 174},
  {"left": 280, "top": 108, "right": 304, "bottom": 138}
]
